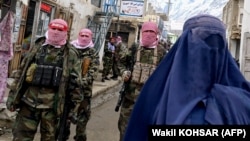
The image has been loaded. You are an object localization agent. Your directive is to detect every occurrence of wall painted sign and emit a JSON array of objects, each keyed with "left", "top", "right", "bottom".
[
  {"left": 120, "top": 0, "right": 144, "bottom": 17},
  {"left": 41, "top": 2, "right": 52, "bottom": 13}
]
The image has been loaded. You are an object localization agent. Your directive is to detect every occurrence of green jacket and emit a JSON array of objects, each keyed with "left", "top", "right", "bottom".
[
  {"left": 6, "top": 39, "right": 81, "bottom": 116},
  {"left": 69, "top": 46, "right": 99, "bottom": 98}
]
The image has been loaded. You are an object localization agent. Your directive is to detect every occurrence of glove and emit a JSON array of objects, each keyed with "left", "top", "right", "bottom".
[{"left": 122, "top": 71, "right": 131, "bottom": 82}]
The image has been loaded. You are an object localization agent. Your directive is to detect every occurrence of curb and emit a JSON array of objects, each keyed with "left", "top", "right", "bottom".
[{"left": 92, "top": 79, "right": 122, "bottom": 99}]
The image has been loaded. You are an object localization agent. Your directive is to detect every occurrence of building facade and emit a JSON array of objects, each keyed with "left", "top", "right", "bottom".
[
  {"left": 0, "top": 0, "right": 101, "bottom": 74},
  {"left": 239, "top": 0, "right": 250, "bottom": 80},
  {"left": 222, "top": 0, "right": 243, "bottom": 60},
  {"left": 1, "top": 0, "right": 169, "bottom": 74},
  {"left": 223, "top": 0, "right": 250, "bottom": 80},
  {"left": 107, "top": 0, "right": 168, "bottom": 49}
]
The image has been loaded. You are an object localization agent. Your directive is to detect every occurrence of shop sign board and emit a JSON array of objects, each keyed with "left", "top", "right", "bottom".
[{"left": 120, "top": 0, "right": 144, "bottom": 17}]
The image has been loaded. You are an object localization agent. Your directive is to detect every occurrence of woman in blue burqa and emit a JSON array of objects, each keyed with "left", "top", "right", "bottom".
[{"left": 123, "top": 14, "right": 250, "bottom": 141}]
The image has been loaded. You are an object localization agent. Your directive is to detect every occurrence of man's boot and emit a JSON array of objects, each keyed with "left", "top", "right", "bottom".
[
  {"left": 111, "top": 75, "right": 118, "bottom": 80},
  {"left": 104, "top": 77, "right": 110, "bottom": 80}
]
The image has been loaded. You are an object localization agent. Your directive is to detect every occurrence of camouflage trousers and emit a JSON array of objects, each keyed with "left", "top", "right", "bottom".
[
  {"left": 12, "top": 103, "right": 56, "bottom": 141},
  {"left": 112, "top": 59, "right": 120, "bottom": 77},
  {"left": 102, "top": 57, "right": 113, "bottom": 78},
  {"left": 118, "top": 82, "right": 141, "bottom": 141},
  {"left": 65, "top": 97, "right": 91, "bottom": 141}
]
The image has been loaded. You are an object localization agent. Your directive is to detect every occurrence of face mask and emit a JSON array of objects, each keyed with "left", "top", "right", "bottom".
[
  {"left": 140, "top": 31, "right": 158, "bottom": 48},
  {"left": 46, "top": 28, "right": 67, "bottom": 46},
  {"left": 78, "top": 34, "right": 91, "bottom": 46}
]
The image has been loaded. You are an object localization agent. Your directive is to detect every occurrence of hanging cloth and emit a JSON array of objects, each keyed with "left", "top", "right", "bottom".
[{"left": 0, "top": 11, "right": 14, "bottom": 102}]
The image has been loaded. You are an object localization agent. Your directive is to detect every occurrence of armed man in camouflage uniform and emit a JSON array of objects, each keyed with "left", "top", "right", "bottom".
[
  {"left": 6, "top": 19, "right": 82, "bottom": 141},
  {"left": 101, "top": 37, "right": 116, "bottom": 82},
  {"left": 117, "top": 21, "right": 166, "bottom": 141},
  {"left": 111, "top": 36, "right": 127, "bottom": 80},
  {"left": 64, "top": 28, "right": 99, "bottom": 141}
]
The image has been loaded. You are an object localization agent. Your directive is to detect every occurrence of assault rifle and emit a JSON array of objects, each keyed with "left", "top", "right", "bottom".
[
  {"left": 115, "top": 81, "right": 128, "bottom": 112},
  {"left": 56, "top": 83, "right": 73, "bottom": 141},
  {"left": 56, "top": 75, "right": 79, "bottom": 141},
  {"left": 115, "top": 42, "right": 137, "bottom": 112}
]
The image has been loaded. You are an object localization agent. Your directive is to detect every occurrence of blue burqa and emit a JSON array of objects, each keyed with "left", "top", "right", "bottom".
[{"left": 123, "top": 14, "right": 250, "bottom": 141}]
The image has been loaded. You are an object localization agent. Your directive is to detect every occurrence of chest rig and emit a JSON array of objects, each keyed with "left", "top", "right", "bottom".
[
  {"left": 26, "top": 45, "right": 64, "bottom": 88},
  {"left": 132, "top": 47, "right": 157, "bottom": 84}
]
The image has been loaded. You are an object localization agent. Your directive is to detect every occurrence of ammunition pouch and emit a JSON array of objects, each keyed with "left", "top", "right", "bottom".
[
  {"left": 132, "top": 62, "right": 156, "bottom": 84},
  {"left": 26, "top": 63, "right": 37, "bottom": 83},
  {"left": 32, "top": 65, "right": 44, "bottom": 85},
  {"left": 41, "top": 65, "right": 54, "bottom": 86},
  {"left": 31, "top": 65, "right": 63, "bottom": 88},
  {"left": 52, "top": 67, "right": 63, "bottom": 87}
]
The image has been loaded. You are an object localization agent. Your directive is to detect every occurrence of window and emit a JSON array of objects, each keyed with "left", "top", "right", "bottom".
[
  {"left": 37, "top": 11, "right": 51, "bottom": 36},
  {"left": 19, "top": 1, "right": 55, "bottom": 39},
  {"left": 239, "top": 13, "right": 243, "bottom": 25},
  {"left": 36, "top": 2, "right": 55, "bottom": 37}
]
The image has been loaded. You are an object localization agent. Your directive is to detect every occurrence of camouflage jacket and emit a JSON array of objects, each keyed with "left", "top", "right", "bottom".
[
  {"left": 114, "top": 42, "right": 127, "bottom": 61},
  {"left": 6, "top": 38, "right": 81, "bottom": 116},
  {"left": 69, "top": 46, "right": 99, "bottom": 98}
]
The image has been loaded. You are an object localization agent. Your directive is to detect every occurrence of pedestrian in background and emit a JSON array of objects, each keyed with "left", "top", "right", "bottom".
[
  {"left": 116, "top": 21, "right": 166, "bottom": 141},
  {"left": 64, "top": 28, "right": 99, "bottom": 141},
  {"left": 101, "top": 37, "right": 116, "bottom": 82},
  {"left": 111, "top": 36, "right": 127, "bottom": 80},
  {"left": 6, "top": 19, "right": 82, "bottom": 141},
  {"left": 123, "top": 14, "right": 250, "bottom": 141}
]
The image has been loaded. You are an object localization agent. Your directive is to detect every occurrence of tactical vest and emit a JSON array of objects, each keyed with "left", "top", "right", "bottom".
[
  {"left": 132, "top": 47, "right": 157, "bottom": 84},
  {"left": 25, "top": 45, "right": 64, "bottom": 88}
]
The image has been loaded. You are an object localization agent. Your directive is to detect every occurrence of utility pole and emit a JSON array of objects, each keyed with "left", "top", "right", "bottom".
[
  {"left": 115, "top": 0, "right": 120, "bottom": 37},
  {"left": 166, "top": 0, "right": 172, "bottom": 21}
]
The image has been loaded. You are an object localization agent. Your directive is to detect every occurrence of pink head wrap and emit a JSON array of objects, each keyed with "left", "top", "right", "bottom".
[
  {"left": 78, "top": 28, "right": 93, "bottom": 46},
  {"left": 71, "top": 28, "right": 94, "bottom": 49},
  {"left": 140, "top": 21, "right": 158, "bottom": 48},
  {"left": 45, "top": 19, "right": 68, "bottom": 46}
]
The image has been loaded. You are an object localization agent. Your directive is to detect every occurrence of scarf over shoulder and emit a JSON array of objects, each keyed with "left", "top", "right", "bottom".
[{"left": 124, "top": 14, "right": 250, "bottom": 141}]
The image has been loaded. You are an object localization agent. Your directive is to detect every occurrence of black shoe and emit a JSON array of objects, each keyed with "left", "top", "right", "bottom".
[
  {"left": 101, "top": 78, "right": 105, "bottom": 82},
  {"left": 111, "top": 76, "right": 118, "bottom": 80},
  {"left": 110, "top": 76, "right": 117, "bottom": 79},
  {"left": 112, "top": 77, "right": 118, "bottom": 80},
  {"left": 104, "top": 77, "right": 110, "bottom": 80}
]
